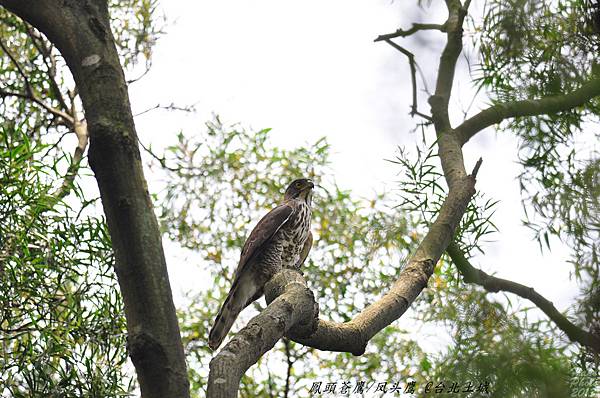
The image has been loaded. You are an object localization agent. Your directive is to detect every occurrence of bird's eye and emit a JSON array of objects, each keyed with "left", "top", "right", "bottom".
[{"left": 295, "top": 182, "right": 302, "bottom": 188}]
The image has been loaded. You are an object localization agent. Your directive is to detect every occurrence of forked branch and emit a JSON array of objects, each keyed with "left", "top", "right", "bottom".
[{"left": 208, "top": 2, "right": 478, "bottom": 397}]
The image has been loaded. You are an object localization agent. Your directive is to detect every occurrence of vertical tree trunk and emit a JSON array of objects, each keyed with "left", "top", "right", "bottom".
[{"left": 0, "top": 1, "right": 190, "bottom": 397}]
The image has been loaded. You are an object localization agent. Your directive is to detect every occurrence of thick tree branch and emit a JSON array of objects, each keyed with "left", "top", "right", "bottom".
[
  {"left": 0, "top": 1, "right": 190, "bottom": 397},
  {"left": 208, "top": 270, "right": 318, "bottom": 398},
  {"left": 374, "top": 22, "right": 447, "bottom": 42},
  {"left": 427, "top": 0, "right": 472, "bottom": 192},
  {"left": 208, "top": 157, "right": 483, "bottom": 397},
  {"left": 454, "top": 77, "right": 600, "bottom": 145},
  {"left": 208, "top": 2, "right": 481, "bottom": 396},
  {"left": 446, "top": 242, "right": 600, "bottom": 354},
  {"left": 429, "top": 0, "right": 470, "bottom": 135}
]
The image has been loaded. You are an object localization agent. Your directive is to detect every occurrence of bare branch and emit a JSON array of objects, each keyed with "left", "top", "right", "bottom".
[
  {"left": 133, "top": 102, "right": 197, "bottom": 117},
  {"left": 25, "top": 25, "right": 71, "bottom": 113},
  {"left": 208, "top": 270, "right": 318, "bottom": 398},
  {"left": 374, "top": 22, "right": 447, "bottom": 42},
  {"left": 383, "top": 39, "right": 432, "bottom": 121},
  {"left": 127, "top": 62, "right": 152, "bottom": 85},
  {"left": 454, "top": 78, "right": 600, "bottom": 145},
  {"left": 446, "top": 242, "right": 600, "bottom": 354},
  {"left": 0, "top": 36, "right": 32, "bottom": 90},
  {"left": 471, "top": 157, "right": 483, "bottom": 177},
  {"left": 49, "top": 119, "right": 88, "bottom": 202},
  {"left": 30, "top": 94, "right": 74, "bottom": 123},
  {"left": 207, "top": 153, "right": 482, "bottom": 397},
  {"left": 0, "top": 38, "right": 74, "bottom": 124},
  {"left": 0, "top": 89, "right": 29, "bottom": 100}
]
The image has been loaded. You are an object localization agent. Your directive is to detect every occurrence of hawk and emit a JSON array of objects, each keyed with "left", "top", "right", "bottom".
[{"left": 208, "top": 178, "right": 315, "bottom": 350}]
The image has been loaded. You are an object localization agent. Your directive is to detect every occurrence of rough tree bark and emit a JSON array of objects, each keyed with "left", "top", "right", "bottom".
[{"left": 0, "top": 1, "right": 190, "bottom": 397}]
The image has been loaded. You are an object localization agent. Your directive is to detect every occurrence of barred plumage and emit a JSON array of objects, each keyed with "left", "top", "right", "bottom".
[{"left": 208, "top": 178, "right": 314, "bottom": 350}]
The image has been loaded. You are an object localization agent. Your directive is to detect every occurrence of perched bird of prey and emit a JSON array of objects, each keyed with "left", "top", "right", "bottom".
[{"left": 208, "top": 178, "right": 315, "bottom": 350}]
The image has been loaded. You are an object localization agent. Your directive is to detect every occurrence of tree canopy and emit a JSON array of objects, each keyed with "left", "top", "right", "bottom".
[{"left": 0, "top": 0, "right": 599, "bottom": 397}]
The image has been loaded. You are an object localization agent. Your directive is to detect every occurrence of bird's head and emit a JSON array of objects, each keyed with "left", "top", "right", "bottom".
[{"left": 284, "top": 178, "right": 315, "bottom": 204}]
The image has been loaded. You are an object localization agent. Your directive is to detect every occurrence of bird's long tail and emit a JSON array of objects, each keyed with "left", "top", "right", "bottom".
[{"left": 208, "top": 274, "right": 258, "bottom": 350}]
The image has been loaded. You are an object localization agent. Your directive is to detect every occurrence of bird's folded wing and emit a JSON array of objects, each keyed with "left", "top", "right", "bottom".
[{"left": 232, "top": 203, "right": 294, "bottom": 281}]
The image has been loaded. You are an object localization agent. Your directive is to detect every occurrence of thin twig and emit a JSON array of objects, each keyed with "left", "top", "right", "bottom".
[
  {"left": 133, "top": 102, "right": 197, "bottom": 117},
  {"left": 383, "top": 39, "right": 433, "bottom": 122},
  {"left": 374, "top": 22, "right": 447, "bottom": 42},
  {"left": 0, "top": 38, "right": 74, "bottom": 124},
  {"left": 0, "top": 36, "right": 32, "bottom": 90},
  {"left": 127, "top": 62, "right": 152, "bottom": 85},
  {"left": 137, "top": 137, "right": 180, "bottom": 172},
  {"left": 25, "top": 26, "right": 71, "bottom": 113}
]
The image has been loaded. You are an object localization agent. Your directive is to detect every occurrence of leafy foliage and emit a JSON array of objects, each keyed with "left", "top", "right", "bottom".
[
  {"left": 429, "top": 290, "right": 572, "bottom": 398},
  {"left": 0, "top": 1, "right": 163, "bottom": 395},
  {"left": 389, "top": 141, "right": 498, "bottom": 258},
  {"left": 475, "top": 0, "right": 600, "bottom": 349},
  {"left": 0, "top": 1, "right": 598, "bottom": 397},
  {"left": 153, "top": 118, "right": 416, "bottom": 396},
  {"left": 0, "top": 127, "right": 131, "bottom": 397},
  {"left": 109, "top": 0, "right": 163, "bottom": 68}
]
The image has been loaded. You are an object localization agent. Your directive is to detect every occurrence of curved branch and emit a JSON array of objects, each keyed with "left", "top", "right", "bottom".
[
  {"left": 428, "top": 0, "right": 470, "bottom": 134},
  {"left": 207, "top": 157, "right": 483, "bottom": 397},
  {"left": 208, "top": 2, "right": 481, "bottom": 396},
  {"left": 446, "top": 242, "right": 600, "bottom": 354},
  {"left": 207, "top": 270, "right": 318, "bottom": 398},
  {"left": 454, "top": 78, "right": 600, "bottom": 145},
  {"left": 295, "top": 161, "right": 481, "bottom": 352},
  {"left": 382, "top": 39, "right": 432, "bottom": 121}
]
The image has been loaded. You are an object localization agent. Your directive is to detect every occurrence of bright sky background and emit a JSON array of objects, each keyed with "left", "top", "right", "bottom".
[{"left": 127, "top": 0, "right": 580, "bottom": 347}]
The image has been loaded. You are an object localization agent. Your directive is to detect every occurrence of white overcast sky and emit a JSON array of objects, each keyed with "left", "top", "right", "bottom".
[{"left": 127, "top": 0, "right": 579, "bottom": 327}]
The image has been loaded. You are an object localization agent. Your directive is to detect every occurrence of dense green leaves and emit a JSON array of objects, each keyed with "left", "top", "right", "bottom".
[
  {"left": 0, "top": 127, "right": 131, "bottom": 397},
  {"left": 475, "top": 0, "right": 600, "bottom": 354},
  {"left": 1, "top": 0, "right": 598, "bottom": 397},
  {"left": 0, "top": 2, "right": 162, "bottom": 395}
]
